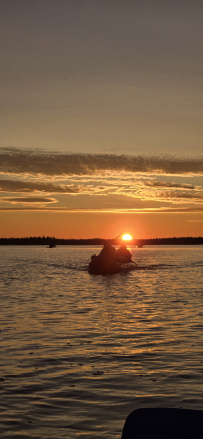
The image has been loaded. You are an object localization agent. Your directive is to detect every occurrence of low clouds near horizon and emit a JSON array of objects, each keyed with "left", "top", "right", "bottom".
[{"left": 0, "top": 147, "right": 202, "bottom": 211}]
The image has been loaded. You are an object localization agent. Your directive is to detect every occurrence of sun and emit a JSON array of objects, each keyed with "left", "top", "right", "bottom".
[{"left": 122, "top": 233, "right": 132, "bottom": 241}]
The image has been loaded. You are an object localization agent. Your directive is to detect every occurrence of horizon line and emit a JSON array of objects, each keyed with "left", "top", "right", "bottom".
[{"left": 1, "top": 236, "right": 202, "bottom": 241}]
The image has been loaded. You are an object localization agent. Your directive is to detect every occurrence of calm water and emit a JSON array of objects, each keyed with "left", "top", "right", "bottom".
[{"left": 0, "top": 245, "right": 203, "bottom": 438}]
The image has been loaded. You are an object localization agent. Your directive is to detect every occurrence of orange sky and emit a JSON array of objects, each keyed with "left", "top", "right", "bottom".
[
  {"left": 1, "top": 210, "right": 202, "bottom": 239},
  {"left": 0, "top": 2, "right": 202, "bottom": 238}
]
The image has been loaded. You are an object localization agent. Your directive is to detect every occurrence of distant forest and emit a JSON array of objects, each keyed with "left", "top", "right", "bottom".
[{"left": 0, "top": 236, "right": 203, "bottom": 245}]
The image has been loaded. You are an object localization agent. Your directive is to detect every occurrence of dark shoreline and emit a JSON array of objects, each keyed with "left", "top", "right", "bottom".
[{"left": 0, "top": 237, "right": 203, "bottom": 245}]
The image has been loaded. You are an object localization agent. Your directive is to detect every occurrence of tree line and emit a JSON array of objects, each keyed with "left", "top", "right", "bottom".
[{"left": 0, "top": 236, "right": 202, "bottom": 245}]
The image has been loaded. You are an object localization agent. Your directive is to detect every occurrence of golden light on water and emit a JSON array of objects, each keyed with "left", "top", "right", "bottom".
[{"left": 122, "top": 234, "right": 132, "bottom": 241}]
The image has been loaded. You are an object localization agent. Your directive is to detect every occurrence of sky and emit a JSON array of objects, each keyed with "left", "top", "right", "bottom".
[{"left": 0, "top": 0, "right": 203, "bottom": 239}]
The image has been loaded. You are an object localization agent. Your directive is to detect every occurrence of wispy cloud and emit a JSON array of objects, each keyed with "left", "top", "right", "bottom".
[
  {"left": 144, "top": 181, "right": 196, "bottom": 189},
  {"left": 0, "top": 197, "right": 57, "bottom": 205},
  {"left": 187, "top": 220, "right": 203, "bottom": 223},
  {"left": 0, "top": 147, "right": 202, "bottom": 211},
  {"left": 157, "top": 190, "right": 203, "bottom": 203},
  {"left": 1, "top": 147, "right": 203, "bottom": 176},
  {"left": 0, "top": 179, "right": 93, "bottom": 194},
  {"left": 1, "top": 206, "right": 203, "bottom": 213}
]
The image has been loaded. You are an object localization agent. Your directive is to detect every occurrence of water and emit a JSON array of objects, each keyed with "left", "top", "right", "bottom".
[{"left": 0, "top": 245, "right": 203, "bottom": 438}]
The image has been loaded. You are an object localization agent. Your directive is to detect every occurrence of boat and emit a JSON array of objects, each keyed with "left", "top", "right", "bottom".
[
  {"left": 88, "top": 244, "right": 137, "bottom": 275},
  {"left": 88, "top": 255, "right": 137, "bottom": 275}
]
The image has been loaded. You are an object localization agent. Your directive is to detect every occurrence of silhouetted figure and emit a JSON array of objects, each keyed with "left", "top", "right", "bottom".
[
  {"left": 88, "top": 242, "right": 135, "bottom": 274},
  {"left": 88, "top": 242, "right": 120, "bottom": 274},
  {"left": 99, "top": 242, "right": 117, "bottom": 260},
  {"left": 116, "top": 244, "right": 132, "bottom": 263}
]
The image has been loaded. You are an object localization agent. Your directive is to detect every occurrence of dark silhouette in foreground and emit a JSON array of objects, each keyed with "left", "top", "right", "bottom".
[
  {"left": 121, "top": 408, "right": 203, "bottom": 439},
  {"left": 88, "top": 243, "right": 136, "bottom": 275},
  {"left": 116, "top": 244, "right": 132, "bottom": 263}
]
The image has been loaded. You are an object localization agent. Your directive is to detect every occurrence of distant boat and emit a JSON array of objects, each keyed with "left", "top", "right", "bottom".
[
  {"left": 48, "top": 243, "right": 56, "bottom": 248},
  {"left": 136, "top": 243, "right": 143, "bottom": 248}
]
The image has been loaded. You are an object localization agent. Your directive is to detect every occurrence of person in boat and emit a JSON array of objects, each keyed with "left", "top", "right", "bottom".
[
  {"left": 89, "top": 242, "right": 119, "bottom": 274},
  {"left": 88, "top": 242, "right": 134, "bottom": 274},
  {"left": 116, "top": 244, "right": 132, "bottom": 263},
  {"left": 98, "top": 241, "right": 117, "bottom": 261}
]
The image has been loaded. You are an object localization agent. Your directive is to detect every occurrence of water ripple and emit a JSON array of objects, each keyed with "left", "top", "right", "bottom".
[{"left": 0, "top": 245, "right": 203, "bottom": 438}]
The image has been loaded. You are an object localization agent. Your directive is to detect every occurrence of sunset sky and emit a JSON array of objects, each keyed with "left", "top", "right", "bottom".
[{"left": 0, "top": 0, "right": 203, "bottom": 239}]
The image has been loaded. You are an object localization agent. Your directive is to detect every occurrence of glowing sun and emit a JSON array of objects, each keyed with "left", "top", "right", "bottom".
[{"left": 122, "top": 233, "right": 132, "bottom": 241}]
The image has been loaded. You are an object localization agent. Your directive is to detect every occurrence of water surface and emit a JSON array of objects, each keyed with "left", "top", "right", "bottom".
[{"left": 0, "top": 246, "right": 203, "bottom": 438}]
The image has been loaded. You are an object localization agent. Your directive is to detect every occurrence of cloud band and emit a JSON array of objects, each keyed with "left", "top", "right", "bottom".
[{"left": 1, "top": 147, "right": 203, "bottom": 176}]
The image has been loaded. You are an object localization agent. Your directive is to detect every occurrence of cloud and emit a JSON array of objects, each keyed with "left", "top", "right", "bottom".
[
  {"left": 2, "top": 176, "right": 201, "bottom": 204},
  {"left": 158, "top": 191, "right": 203, "bottom": 201},
  {"left": 0, "top": 147, "right": 202, "bottom": 211},
  {"left": 0, "top": 179, "right": 92, "bottom": 194},
  {"left": 0, "top": 196, "right": 57, "bottom": 205},
  {"left": 144, "top": 180, "right": 196, "bottom": 189},
  {"left": 0, "top": 147, "right": 203, "bottom": 177},
  {"left": 0, "top": 206, "right": 203, "bottom": 213},
  {"left": 187, "top": 220, "right": 203, "bottom": 223}
]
